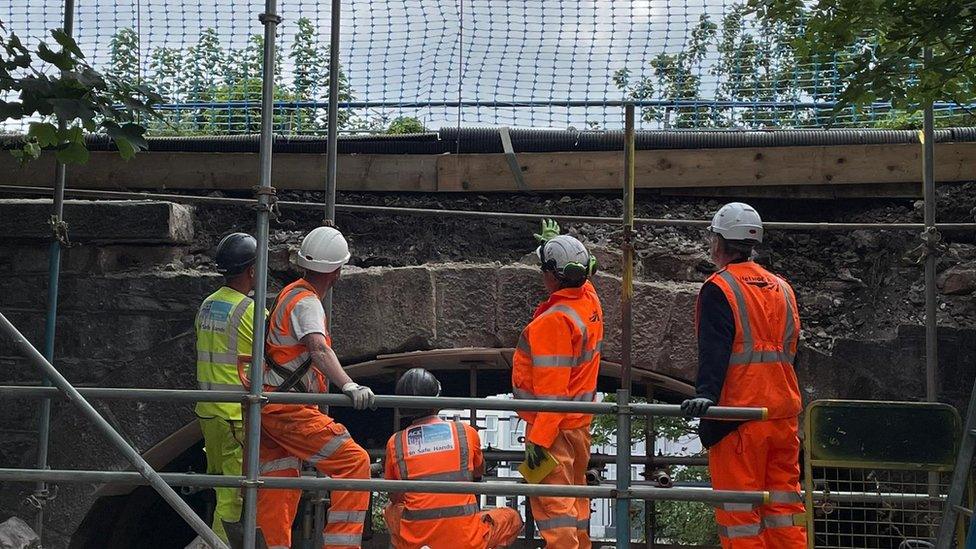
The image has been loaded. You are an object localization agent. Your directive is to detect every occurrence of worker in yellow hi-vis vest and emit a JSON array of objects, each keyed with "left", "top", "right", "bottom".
[{"left": 194, "top": 232, "right": 263, "bottom": 542}]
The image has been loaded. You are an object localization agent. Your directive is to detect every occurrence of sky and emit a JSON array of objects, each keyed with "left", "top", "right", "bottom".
[{"left": 5, "top": 0, "right": 745, "bottom": 129}]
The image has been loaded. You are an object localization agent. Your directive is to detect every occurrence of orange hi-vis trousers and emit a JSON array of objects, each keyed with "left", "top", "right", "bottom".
[
  {"left": 257, "top": 404, "right": 370, "bottom": 549},
  {"left": 527, "top": 424, "right": 591, "bottom": 549},
  {"left": 384, "top": 502, "right": 523, "bottom": 549},
  {"left": 709, "top": 418, "right": 807, "bottom": 548}
]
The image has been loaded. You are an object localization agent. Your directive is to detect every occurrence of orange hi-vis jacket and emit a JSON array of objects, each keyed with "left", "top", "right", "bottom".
[
  {"left": 384, "top": 417, "right": 486, "bottom": 549},
  {"left": 513, "top": 280, "right": 604, "bottom": 448},
  {"left": 700, "top": 261, "right": 802, "bottom": 419},
  {"left": 264, "top": 278, "right": 327, "bottom": 393}
]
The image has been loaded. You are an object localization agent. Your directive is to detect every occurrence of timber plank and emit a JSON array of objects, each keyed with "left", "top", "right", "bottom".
[
  {"left": 1, "top": 143, "right": 973, "bottom": 194},
  {"left": 436, "top": 143, "right": 976, "bottom": 191},
  {"left": 0, "top": 151, "right": 439, "bottom": 192}
]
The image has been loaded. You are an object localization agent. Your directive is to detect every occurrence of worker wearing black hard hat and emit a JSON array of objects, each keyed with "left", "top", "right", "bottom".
[
  {"left": 191, "top": 232, "right": 262, "bottom": 543},
  {"left": 383, "top": 368, "right": 523, "bottom": 548}
]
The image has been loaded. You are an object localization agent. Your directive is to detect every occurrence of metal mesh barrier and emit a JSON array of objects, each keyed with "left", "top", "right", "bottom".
[
  {"left": 804, "top": 400, "right": 963, "bottom": 549},
  {"left": 6, "top": 0, "right": 976, "bottom": 134},
  {"left": 811, "top": 468, "right": 951, "bottom": 549}
]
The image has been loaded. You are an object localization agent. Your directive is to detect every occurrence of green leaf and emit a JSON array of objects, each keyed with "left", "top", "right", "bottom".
[
  {"left": 55, "top": 141, "right": 89, "bottom": 164},
  {"left": 27, "top": 122, "right": 59, "bottom": 147},
  {"left": 50, "top": 29, "right": 85, "bottom": 59},
  {"left": 36, "top": 43, "right": 75, "bottom": 71},
  {"left": 114, "top": 137, "right": 137, "bottom": 160}
]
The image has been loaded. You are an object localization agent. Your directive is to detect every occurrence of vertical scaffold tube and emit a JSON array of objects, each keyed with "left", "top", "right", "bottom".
[
  {"left": 33, "top": 0, "right": 74, "bottom": 536},
  {"left": 323, "top": 0, "right": 341, "bottom": 322},
  {"left": 616, "top": 103, "right": 636, "bottom": 549},
  {"left": 615, "top": 388, "right": 632, "bottom": 549},
  {"left": 241, "top": 1, "right": 279, "bottom": 547},
  {"left": 922, "top": 47, "right": 938, "bottom": 403}
]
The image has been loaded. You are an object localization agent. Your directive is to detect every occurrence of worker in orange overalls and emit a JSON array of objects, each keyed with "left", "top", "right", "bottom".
[
  {"left": 256, "top": 225, "right": 375, "bottom": 549},
  {"left": 511, "top": 221, "right": 603, "bottom": 549},
  {"left": 383, "top": 368, "right": 523, "bottom": 549},
  {"left": 681, "top": 202, "right": 806, "bottom": 548}
]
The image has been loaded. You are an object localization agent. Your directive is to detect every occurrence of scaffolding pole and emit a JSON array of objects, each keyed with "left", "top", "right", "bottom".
[
  {"left": 241, "top": 1, "right": 280, "bottom": 547},
  {"left": 616, "top": 102, "right": 637, "bottom": 548},
  {"left": 0, "top": 385, "right": 766, "bottom": 419},
  {"left": 32, "top": 0, "right": 75, "bottom": 536},
  {"left": 0, "top": 313, "right": 228, "bottom": 548},
  {"left": 922, "top": 48, "right": 939, "bottom": 403},
  {"left": 0, "top": 469, "right": 769, "bottom": 505}
]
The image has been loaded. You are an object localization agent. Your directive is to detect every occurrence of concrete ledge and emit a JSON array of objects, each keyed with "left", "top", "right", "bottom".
[{"left": 0, "top": 199, "right": 194, "bottom": 244}]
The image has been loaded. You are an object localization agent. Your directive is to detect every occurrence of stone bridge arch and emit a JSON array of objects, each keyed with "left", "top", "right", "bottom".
[{"left": 1, "top": 262, "right": 701, "bottom": 548}]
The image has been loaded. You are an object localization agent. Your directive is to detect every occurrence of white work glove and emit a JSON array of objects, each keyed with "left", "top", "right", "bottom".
[{"left": 342, "top": 382, "right": 375, "bottom": 410}]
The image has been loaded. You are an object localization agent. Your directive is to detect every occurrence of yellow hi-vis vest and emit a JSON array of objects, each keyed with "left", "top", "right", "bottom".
[{"left": 195, "top": 286, "right": 257, "bottom": 420}]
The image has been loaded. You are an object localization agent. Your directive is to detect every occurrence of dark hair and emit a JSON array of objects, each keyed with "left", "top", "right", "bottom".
[{"left": 718, "top": 235, "right": 756, "bottom": 261}]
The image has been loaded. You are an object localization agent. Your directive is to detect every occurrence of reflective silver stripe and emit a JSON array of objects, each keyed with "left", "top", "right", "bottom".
[
  {"left": 394, "top": 430, "right": 408, "bottom": 479},
  {"left": 779, "top": 278, "right": 797, "bottom": 363},
  {"left": 762, "top": 514, "right": 797, "bottom": 529},
  {"left": 729, "top": 350, "right": 792, "bottom": 365},
  {"left": 516, "top": 334, "right": 531, "bottom": 356},
  {"left": 267, "top": 287, "right": 312, "bottom": 346},
  {"left": 454, "top": 421, "right": 469, "bottom": 478},
  {"left": 321, "top": 533, "right": 362, "bottom": 546},
  {"left": 718, "top": 270, "right": 753, "bottom": 353},
  {"left": 413, "top": 470, "right": 471, "bottom": 481},
  {"left": 226, "top": 296, "right": 252, "bottom": 358},
  {"left": 718, "top": 522, "right": 763, "bottom": 539},
  {"left": 536, "top": 515, "right": 579, "bottom": 530},
  {"left": 531, "top": 354, "right": 578, "bottom": 368},
  {"left": 198, "top": 381, "right": 245, "bottom": 392},
  {"left": 769, "top": 490, "right": 803, "bottom": 503},
  {"left": 578, "top": 340, "right": 603, "bottom": 364},
  {"left": 577, "top": 518, "right": 590, "bottom": 530},
  {"left": 309, "top": 430, "right": 351, "bottom": 464},
  {"left": 541, "top": 304, "right": 588, "bottom": 344},
  {"left": 269, "top": 546, "right": 290, "bottom": 549},
  {"left": 260, "top": 457, "right": 301, "bottom": 474},
  {"left": 402, "top": 502, "right": 480, "bottom": 521},
  {"left": 718, "top": 502, "right": 757, "bottom": 512},
  {"left": 513, "top": 387, "right": 595, "bottom": 402},
  {"left": 328, "top": 510, "right": 367, "bottom": 523}
]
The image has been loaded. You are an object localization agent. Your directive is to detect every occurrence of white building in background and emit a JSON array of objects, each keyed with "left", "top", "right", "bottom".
[{"left": 441, "top": 395, "right": 701, "bottom": 541}]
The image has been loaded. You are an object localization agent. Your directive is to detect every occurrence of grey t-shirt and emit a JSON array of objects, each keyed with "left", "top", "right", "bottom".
[{"left": 288, "top": 295, "right": 327, "bottom": 341}]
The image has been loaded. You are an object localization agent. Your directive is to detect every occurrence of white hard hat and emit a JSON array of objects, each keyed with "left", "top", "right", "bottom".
[
  {"left": 296, "top": 226, "right": 351, "bottom": 273},
  {"left": 538, "top": 235, "right": 591, "bottom": 279},
  {"left": 709, "top": 202, "right": 764, "bottom": 243}
]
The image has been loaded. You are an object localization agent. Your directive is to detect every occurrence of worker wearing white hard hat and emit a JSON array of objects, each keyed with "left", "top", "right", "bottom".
[
  {"left": 513, "top": 220, "right": 604, "bottom": 548},
  {"left": 683, "top": 203, "right": 806, "bottom": 548},
  {"left": 255, "top": 225, "right": 374, "bottom": 549}
]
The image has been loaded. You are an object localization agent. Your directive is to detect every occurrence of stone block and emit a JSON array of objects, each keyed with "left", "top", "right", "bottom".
[
  {"left": 938, "top": 262, "right": 976, "bottom": 295},
  {"left": 430, "top": 264, "right": 500, "bottom": 348},
  {"left": 494, "top": 265, "right": 547, "bottom": 346},
  {"left": 0, "top": 517, "right": 40, "bottom": 549},
  {"left": 0, "top": 200, "right": 194, "bottom": 244},
  {"left": 331, "top": 266, "right": 437, "bottom": 362}
]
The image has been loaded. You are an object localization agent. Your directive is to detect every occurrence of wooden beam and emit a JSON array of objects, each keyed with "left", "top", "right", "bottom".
[
  {"left": 0, "top": 151, "right": 439, "bottom": 192},
  {"left": 436, "top": 143, "right": 976, "bottom": 192},
  {"left": 1, "top": 142, "right": 973, "bottom": 194}
]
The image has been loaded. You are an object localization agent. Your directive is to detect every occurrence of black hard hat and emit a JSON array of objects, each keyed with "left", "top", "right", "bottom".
[
  {"left": 215, "top": 233, "right": 257, "bottom": 276},
  {"left": 395, "top": 368, "right": 442, "bottom": 397}
]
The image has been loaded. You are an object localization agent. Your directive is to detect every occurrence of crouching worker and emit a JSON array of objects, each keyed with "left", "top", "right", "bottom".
[{"left": 383, "top": 368, "right": 523, "bottom": 549}]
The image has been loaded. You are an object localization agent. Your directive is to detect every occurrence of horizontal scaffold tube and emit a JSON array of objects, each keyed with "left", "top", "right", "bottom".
[
  {"left": 0, "top": 469, "right": 768, "bottom": 504},
  {"left": 0, "top": 386, "right": 766, "bottom": 420},
  {"left": 2, "top": 186, "right": 975, "bottom": 233},
  {"left": 365, "top": 449, "right": 709, "bottom": 467}
]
